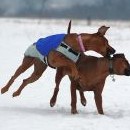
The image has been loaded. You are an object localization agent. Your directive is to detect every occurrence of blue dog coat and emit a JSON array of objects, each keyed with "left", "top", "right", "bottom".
[
  {"left": 24, "top": 33, "right": 80, "bottom": 66},
  {"left": 36, "top": 34, "right": 66, "bottom": 56}
]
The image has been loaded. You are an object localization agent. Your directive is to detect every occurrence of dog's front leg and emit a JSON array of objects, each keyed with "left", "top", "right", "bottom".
[
  {"left": 94, "top": 90, "right": 104, "bottom": 114},
  {"left": 94, "top": 81, "right": 105, "bottom": 114}
]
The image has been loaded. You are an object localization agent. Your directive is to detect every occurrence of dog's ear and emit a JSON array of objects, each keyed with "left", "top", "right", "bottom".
[{"left": 97, "top": 26, "right": 110, "bottom": 35}]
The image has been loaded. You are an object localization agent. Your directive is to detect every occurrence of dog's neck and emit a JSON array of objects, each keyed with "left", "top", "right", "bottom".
[
  {"left": 103, "top": 57, "right": 115, "bottom": 75},
  {"left": 79, "top": 33, "right": 98, "bottom": 52},
  {"left": 64, "top": 34, "right": 87, "bottom": 52}
]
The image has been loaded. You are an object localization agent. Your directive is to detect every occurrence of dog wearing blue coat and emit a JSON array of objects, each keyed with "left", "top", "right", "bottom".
[{"left": 1, "top": 21, "right": 115, "bottom": 97}]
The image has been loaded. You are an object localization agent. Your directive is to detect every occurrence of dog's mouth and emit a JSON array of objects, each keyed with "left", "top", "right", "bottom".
[{"left": 105, "top": 48, "right": 116, "bottom": 58}]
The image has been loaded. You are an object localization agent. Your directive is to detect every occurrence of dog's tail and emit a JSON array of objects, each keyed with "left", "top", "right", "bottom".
[{"left": 67, "top": 20, "right": 71, "bottom": 34}]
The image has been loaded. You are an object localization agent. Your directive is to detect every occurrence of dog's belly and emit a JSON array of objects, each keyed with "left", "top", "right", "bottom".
[
  {"left": 79, "top": 82, "right": 95, "bottom": 91},
  {"left": 78, "top": 73, "right": 107, "bottom": 91},
  {"left": 48, "top": 51, "right": 65, "bottom": 68}
]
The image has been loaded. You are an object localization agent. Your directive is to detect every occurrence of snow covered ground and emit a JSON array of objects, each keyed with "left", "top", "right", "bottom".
[{"left": 0, "top": 18, "right": 130, "bottom": 130}]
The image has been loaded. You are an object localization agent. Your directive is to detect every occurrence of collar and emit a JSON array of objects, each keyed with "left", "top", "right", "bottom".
[
  {"left": 108, "top": 58, "right": 114, "bottom": 74},
  {"left": 77, "top": 35, "right": 85, "bottom": 52}
]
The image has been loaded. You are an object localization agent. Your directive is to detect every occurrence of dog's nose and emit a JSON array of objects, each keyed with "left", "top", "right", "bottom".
[
  {"left": 124, "top": 69, "right": 130, "bottom": 76},
  {"left": 110, "top": 48, "right": 116, "bottom": 54},
  {"left": 106, "top": 48, "right": 116, "bottom": 58}
]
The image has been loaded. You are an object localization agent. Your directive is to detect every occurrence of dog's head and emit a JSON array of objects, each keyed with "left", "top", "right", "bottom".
[
  {"left": 112, "top": 53, "right": 130, "bottom": 76},
  {"left": 81, "top": 26, "right": 116, "bottom": 57}
]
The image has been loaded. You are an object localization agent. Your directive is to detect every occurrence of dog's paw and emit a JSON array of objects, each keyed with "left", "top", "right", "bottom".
[
  {"left": 12, "top": 91, "right": 20, "bottom": 97},
  {"left": 50, "top": 102, "right": 55, "bottom": 107},
  {"left": 81, "top": 99, "right": 87, "bottom": 106},
  {"left": 50, "top": 97, "right": 57, "bottom": 107},
  {"left": 98, "top": 110, "right": 104, "bottom": 115},
  {"left": 71, "top": 109, "right": 78, "bottom": 114},
  {"left": 1, "top": 87, "right": 8, "bottom": 94}
]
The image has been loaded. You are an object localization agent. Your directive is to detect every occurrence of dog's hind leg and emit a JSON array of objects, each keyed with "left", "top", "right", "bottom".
[
  {"left": 1, "top": 56, "right": 34, "bottom": 94},
  {"left": 71, "top": 81, "right": 78, "bottom": 114},
  {"left": 50, "top": 67, "right": 65, "bottom": 107},
  {"left": 48, "top": 51, "right": 79, "bottom": 80},
  {"left": 12, "top": 59, "right": 47, "bottom": 97}
]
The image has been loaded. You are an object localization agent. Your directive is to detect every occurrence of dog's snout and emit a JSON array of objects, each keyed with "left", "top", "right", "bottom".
[
  {"left": 124, "top": 69, "right": 130, "bottom": 76},
  {"left": 109, "top": 48, "right": 116, "bottom": 55},
  {"left": 106, "top": 48, "right": 116, "bottom": 58}
]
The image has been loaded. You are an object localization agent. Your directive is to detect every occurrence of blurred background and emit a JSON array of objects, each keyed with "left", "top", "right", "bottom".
[{"left": 0, "top": 0, "right": 130, "bottom": 20}]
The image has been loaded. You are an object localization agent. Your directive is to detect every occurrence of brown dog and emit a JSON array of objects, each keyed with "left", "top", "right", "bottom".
[
  {"left": 50, "top": 53, "right": 130, "bottom": 114},
  {"left": 1, "top": 22, "right": 115, "bottom": 97}
]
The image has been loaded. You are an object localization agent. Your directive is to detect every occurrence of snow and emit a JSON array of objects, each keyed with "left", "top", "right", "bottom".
[{"left": 0, "top": 18, "right": 130, "bottom": 130}]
